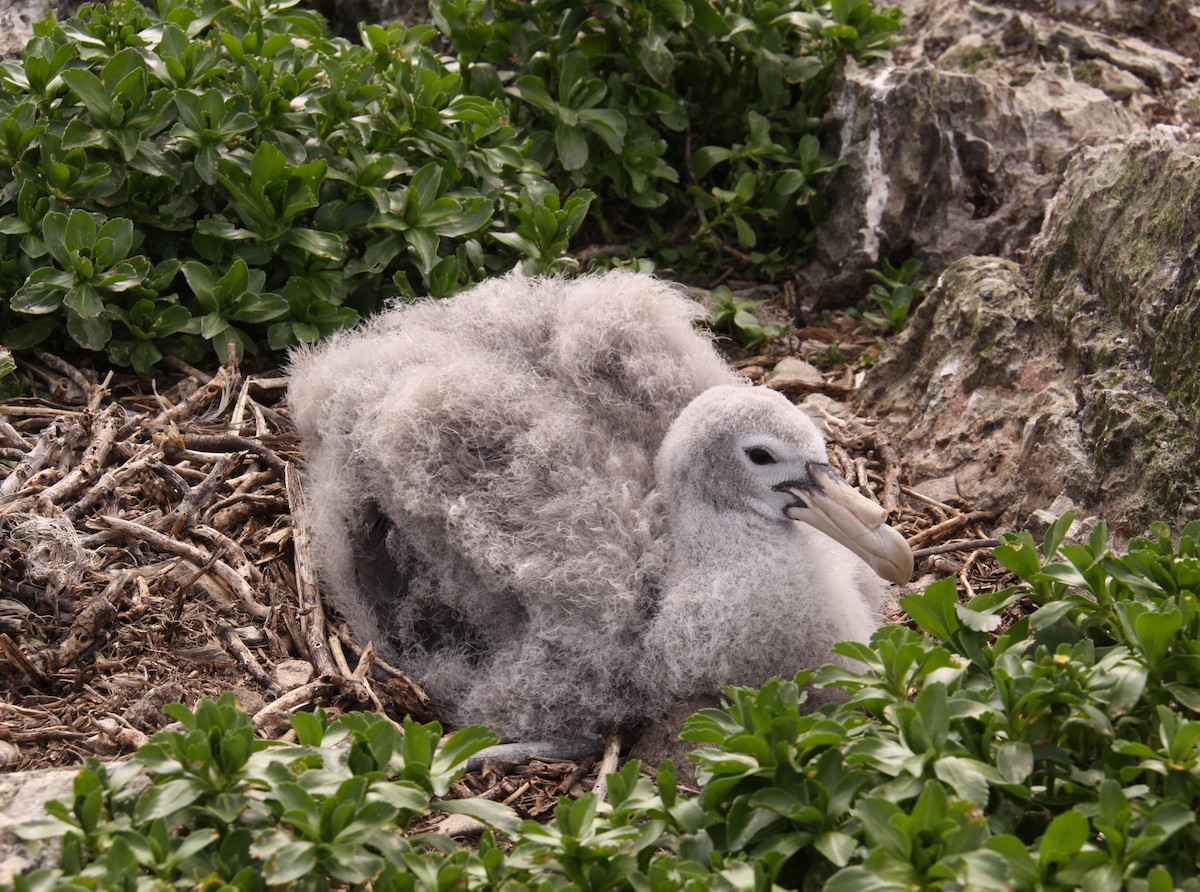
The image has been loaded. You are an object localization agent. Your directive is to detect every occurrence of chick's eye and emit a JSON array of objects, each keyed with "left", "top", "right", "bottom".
[{"left": 745, "top": 447, "right": 776, "bottom": 466}]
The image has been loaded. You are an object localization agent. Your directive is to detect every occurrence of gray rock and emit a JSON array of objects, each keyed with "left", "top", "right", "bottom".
[
  {"left": 763, "top": 357, "right": 824, "bottom": 392},
  {"left": 0, "top": 762, "right": 144, "bottom": 883},
  {"left": 0, "top": 0, "right": 58, "bottom": 60},
  {"left": 797, "top": 59, "right": 1134, "bottom": 309},
  {"left": 1028, "top": 128, "right": 1200, "bottom": 533},
  {"left": 857, "top": 130, "right": 1200, "bottom": 538},
  {"left": 855, "top": 256, "right": 1092, "bottom": 527}
]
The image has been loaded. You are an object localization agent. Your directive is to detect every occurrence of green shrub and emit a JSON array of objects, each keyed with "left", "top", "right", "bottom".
[
  {"left": 859, "top": 257, "right": 925, "bottom": 333},
  {"left": 0, "top": 0, "right": 591, "bottom": 370},
  {"left": 708, "top": 284, "right": 785, "bottom": 347},
  {"left": 431, "top": 0, "right": 902, "bottom": 278},
  {"left": 18, "top": 515, "right": 1200, "bottom": 890}
]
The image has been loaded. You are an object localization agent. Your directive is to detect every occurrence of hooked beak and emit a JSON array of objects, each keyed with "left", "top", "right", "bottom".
[{"left": 780, "top": 463, "right": 914, "bottom": 584}]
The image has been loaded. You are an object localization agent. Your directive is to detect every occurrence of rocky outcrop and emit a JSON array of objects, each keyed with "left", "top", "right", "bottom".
[
  {"left": 857, "top": 130, "right": 1200, "bottom": 536},
  {"left": 796, "top": 0, "right": 1198, "bottom": 310},
  {"left": 855, "top": 256, "right": 1093, "bottom": 527},
  {"left": 798, "top": 59, "right": 1135, "bottom": 307},
  {"left": 0, "top": 0, "right": 58, "bottom": 59}
]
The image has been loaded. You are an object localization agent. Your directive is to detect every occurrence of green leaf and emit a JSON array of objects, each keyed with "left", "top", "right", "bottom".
[
  {"left": 1134, "top": 609, "right": 1182, "bottom": 668},
  {"left": 228, "top": 292, "right": 289, "bottom": 323},
  {"left": 555, "top": 124, "right": 589, "bottom": 171},
  {"left": 264, "top": 840, "right": 318, "bottom": 884},
  {"left": 65, "top": 310, "right": 111, "bottom": 351},
  {"left": 814, "top": 830, "right": 857, "bottom": 867},
  {"left": 63, "top": 282, "right": 102, "bottom": 318},
  {"left": 62, "top": 69, "right": 112, "bottom": 122},
  {"left": 11, "top": 268, "right": 73, "bottom": 313},
  {"left": 282, "top": 228, "right": 346, "bottom": 260},
  {"left": 934, "top": 756, "right": 999, "bottom": 808},
  {"left": 578, "top": 108, "right": 626, "bottom": 153},
  {"left": 996, "top": 740, "right": 1033, "bottom": 783},
  {"left": 1039, "top": 810, "right": 1089, "bottom": 867}
]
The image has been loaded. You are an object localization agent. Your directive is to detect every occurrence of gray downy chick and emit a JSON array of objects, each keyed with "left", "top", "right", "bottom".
[{"left": 288, "top": 270, "right": 912, "bottom": 740}]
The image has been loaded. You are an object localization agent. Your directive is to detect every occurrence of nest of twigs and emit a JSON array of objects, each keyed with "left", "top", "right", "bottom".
[{"left": 0, "top": 322, "right": 1012, "bottom": 815}]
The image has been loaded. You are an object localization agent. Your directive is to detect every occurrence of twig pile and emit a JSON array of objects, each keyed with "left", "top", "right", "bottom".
[
  {"left": 0, "top": 350, "right": 431, "bottom": 771},
  {"left": 0, "top": 341, "right": 1011, "bottom": 786}
]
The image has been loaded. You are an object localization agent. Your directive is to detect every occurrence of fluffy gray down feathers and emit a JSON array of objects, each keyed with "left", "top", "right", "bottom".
[{"left": 288, "top": 271, "right": 883, "bottom": 739}]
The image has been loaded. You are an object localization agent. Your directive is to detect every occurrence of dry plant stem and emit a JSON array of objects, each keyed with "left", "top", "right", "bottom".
[
  {"left": 591, "top": 728, "right": 624, "bottom": 802},
  {"left": 959, "top": 549, "right": 981, "bottom": 600},
  {"left": 33, "top": 570, "right": 131, "bottom": 675},
  {"left": 181, "top": 433, "right": 289, "bottom": 478},
  {"left": 285, "top": 463, "right": 338, "bottom": 677},
  {"left": 37, "top": 405, "right": 122, "bottom": 506},
  {"left": 99, "top": 514, "right": 272, "bottom": 619},
  {"left": 87, "top": 371, "right": 115, "bottom": 413},
  {"left": 347, "top": 641, "right": 392, "bottom": 717},
  {"left": 853, "top": 456, "right": 870, "bottom": 494},
  {"left": 0, "top": 631, "right": 51, "bottom": 689},
  {"left": 148, "top": 365, "right": 238, "bottom": 430},
  {"left": 230, "top": 377, "right": 287, "bottom": 433},
  {"left": 343, "top": 638, "right": 434, "bottom": 711},
  {"left": 218, "top": 623, "right": 283, "bottom": 695},
  {"left": 826, "top": 442, "right": 854, "bottom": 480},
  {"left": 328, "top": 631, "right": 355, "bottom": 678},
  {"left": 0, "top": 418, "right": 28, "bottom": 445},
  {"left": 900, "top": 483, "right": 962, "bottom": 515},
  {"left": 556, "top": 761, "right": 593, "bottom": 796},
  {"left": 66, "top": 449, "right": 156, "bottom": 521},
  {"left": 871, "top": 433, "right": 902, "bottom": 512},
  {"left": 172, "top": 453, "right": 237, "bottom": 533},
  {"left": 0, "top": 405, "right": 83, "bottom": 418},
  {"left": 252, "top": 679, "right": 337, "bottom": 728},
  {"left": 192, "top": 524, "right": 265, "bottom": 585},
  {"left": 160, "top": 355, "right": 213, "bottom": 383},
  {"left": 0, "top": 415, "right": 69, "bottom": 497},
  {"left": 32, "top": 349, "right": 95, "bottom": 400},
  {"left": 912, "top": 538, "right": 1002, "bottom": 560},
  {"left": 906, "top": 510, "right": 997, "bottom": 550}
]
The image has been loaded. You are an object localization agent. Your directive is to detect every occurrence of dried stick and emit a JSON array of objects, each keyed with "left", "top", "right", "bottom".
[
  {"left": 181, "top": 432, "right": 289, "bottom": 478},
  {"left": 217, "top": 623, "right": 283, "bottom": 694},
  {"left": 912, "top": 539, "right": 1002, "bottom": 560},
  {"left": 0, "top": 416, "right": 70, "bottom": 497},
  {"left": 905, "top": 510, "right": 997, "bottom": 550},
  {"left": 192, "top": 524, "right": 265, "bottom": 585},
  {"left": 0, "top": 631, "right": 52, "bottom": 689},
  {"left": 171, "top": 454, "right": 237, "bottom": 534},
  {"left": 32, "top": 570, "right": 131, "bottom": 675},
  {"left": 38, "top": 405, "right": 122, "bottom": 506},
  {"left": 32, "top": 350, "right": 95, "bottom": 402},
  {"left": 0, "top": 420, "right": 29, "bottom": 449},
  {"left": 285, "top": 463, "right": 337, "bottom": 677},
  {"left": 870, "top": 433, "right": 903, "bottom": 513},
  {"left": 98, "top": 515, "right": 271, "bottom": 619},
  {"left": 591, "top": 728, "right": 624, "bottom": 802},
  {"left": 65, "top": 448, "right": 157, "bottom": 521},
  {"left": 145, "top": 365, "right": 238, "bottom": 431},
  {"left": 252, "top": 679, "right": 337, "bottom": 728}
]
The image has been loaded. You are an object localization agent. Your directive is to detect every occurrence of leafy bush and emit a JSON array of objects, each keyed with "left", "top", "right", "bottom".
[
  {"left": 859, "top": 257, "right": 924, "bottom": 332},
  {"left": 19, "top": 515, "right": 1200, "bottom": 890},
  {"left": 709, "top": 284, "right": 785, "bottom": 347},
  {"left": 431, "top": 0, "right": 902, "bottom": 277},
  {"left": 0, "top": 0, "right": 591, "bottom": 370}
]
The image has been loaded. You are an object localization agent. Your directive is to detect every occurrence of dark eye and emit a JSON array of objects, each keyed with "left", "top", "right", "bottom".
[{"left": 745, "top": 447, "right": 776, "bottom": 466}]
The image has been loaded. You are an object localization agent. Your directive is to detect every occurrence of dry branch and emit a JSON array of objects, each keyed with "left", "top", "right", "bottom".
[
  {"left": 285, "top": 463, "right": 337, "bottom": 677},
  {"left": 98, "top": 515, "right": 271, "bottom": 619}
]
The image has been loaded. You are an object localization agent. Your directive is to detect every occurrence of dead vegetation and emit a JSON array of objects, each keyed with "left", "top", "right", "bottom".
[{"left": 0, "top": 317, "right": 1011, "bottom": 813}]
